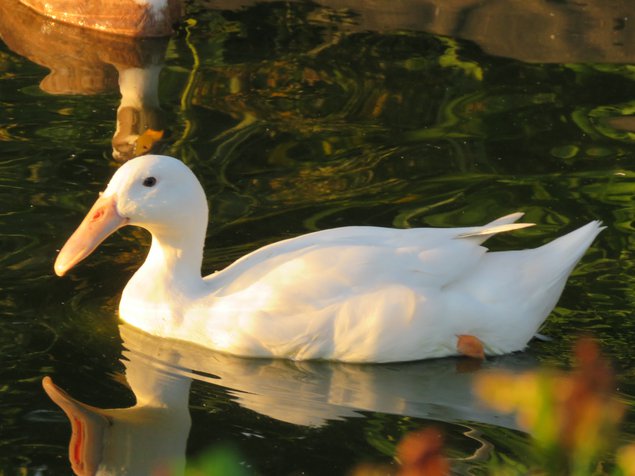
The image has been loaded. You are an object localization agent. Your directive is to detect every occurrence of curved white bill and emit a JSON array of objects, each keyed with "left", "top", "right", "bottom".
[{"left": 54, "top": 194, "right": 128, "bottom": 276}]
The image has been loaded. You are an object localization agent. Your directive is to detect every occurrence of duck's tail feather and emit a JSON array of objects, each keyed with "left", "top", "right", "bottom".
[
  {"left": 453, "top": 220, "right": 603, "bottom": 353},
  {"left": 488, "top": 220, "right": 603, "bottom": 296},
  {"left": 486, "top": 211, "right": 526, "bottom": 226},
  {"left": 513, "top": 220, "right": 604, "bottom": 337},
  {"left": 457, "top": 212, "right": 535, "bottom": 244},
  {"left": 457, "top": 222, "right": 535, "bottom": 239},
  {"left": 531, "top": 220, "right": 605, "bottom": 285}
]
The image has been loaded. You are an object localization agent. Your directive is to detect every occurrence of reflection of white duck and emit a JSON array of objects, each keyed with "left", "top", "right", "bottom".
[
  {"left": 116, "top": 324, "right": 532, "bottom": 428},
  {"left": 54, "top": 155, "right": 603, "bottom": 363},
  {"left": 43, "top": 323, "right": 535, "bottom": 473},
  {"left": 42, "top": 350, "right": 191, "bottom": 475}
]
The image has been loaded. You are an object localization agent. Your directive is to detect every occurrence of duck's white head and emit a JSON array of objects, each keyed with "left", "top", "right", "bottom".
[{"left": 54, "top": 155, "right": 208, "bottom": 277}]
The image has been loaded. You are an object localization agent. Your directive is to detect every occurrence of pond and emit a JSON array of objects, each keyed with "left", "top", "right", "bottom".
[{"left": 1, "top": 0, "right": 635, "bottom": 474}]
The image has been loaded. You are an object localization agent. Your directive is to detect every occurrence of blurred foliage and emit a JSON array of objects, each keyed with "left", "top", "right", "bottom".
[
  {"left": 394, "top": 427, "right": 449, "bottom": 476},
  {"left": 474, "top": 338, "right": 631, "bottom": 476},
  {"left": 182, "top": 445, "right": 250, "bottom": 476}
]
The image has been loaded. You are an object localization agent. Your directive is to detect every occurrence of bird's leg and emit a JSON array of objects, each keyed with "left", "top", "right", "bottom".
[{"left": 456, "top": 335, "right": 485, "bottom": 359}]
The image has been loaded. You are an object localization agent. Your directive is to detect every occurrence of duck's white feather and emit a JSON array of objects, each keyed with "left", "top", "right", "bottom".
[{"left": 56, "top": 155, "right": 603, "bottom": 363}]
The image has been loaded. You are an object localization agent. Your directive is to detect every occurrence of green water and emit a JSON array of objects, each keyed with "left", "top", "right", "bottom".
[{"left": 1, "top": 1, "right": 635, "bottom": 474}]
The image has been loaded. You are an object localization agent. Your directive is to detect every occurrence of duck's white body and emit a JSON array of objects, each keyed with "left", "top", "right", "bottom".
[{"left": 55, "top": 155, "right": 603, "bottom": 363}]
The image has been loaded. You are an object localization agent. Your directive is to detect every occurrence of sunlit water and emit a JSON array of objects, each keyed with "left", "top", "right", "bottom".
[{"left": 1, "top": 0, "right": 635, "bottom": 473}]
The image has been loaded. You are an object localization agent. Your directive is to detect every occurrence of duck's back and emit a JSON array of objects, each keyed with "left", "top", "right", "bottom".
[{"left": 204, "top": 225, "right": 491, "bottom": 298}]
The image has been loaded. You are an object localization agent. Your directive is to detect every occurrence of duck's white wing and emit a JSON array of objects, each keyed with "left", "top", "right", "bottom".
[
  {"left": 204, "top": 213, "right": 531, "bottom": 299},
  {"left": 208, "top": 229, "right": 465, "bottom": 299}
]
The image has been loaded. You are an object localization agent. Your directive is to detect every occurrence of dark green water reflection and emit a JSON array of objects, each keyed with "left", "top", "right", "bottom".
[{"left": 1, "top": 0, "right": 635, "bottom": 474}]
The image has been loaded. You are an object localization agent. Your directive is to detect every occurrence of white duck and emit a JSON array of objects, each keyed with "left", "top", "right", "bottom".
[{"left": 54, "top": 154, "right": 603, "bottom": 363}]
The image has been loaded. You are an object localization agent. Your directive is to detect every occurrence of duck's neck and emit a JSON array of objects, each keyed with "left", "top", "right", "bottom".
[
  {"left": 119, "top": 183, "right": 210, "bottom": 333},
  {"left": 141, "top": 228, "right": 206, "bottom": 291}
]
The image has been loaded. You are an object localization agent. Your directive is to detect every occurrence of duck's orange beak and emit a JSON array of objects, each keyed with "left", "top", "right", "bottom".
[{"left": 54, "top": 194, "right": 128, "bottom": 276}]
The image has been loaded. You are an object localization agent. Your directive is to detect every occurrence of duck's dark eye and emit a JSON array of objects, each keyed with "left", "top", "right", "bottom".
[{"left": 142, "top": 177, "right": 157, "bottom": 187}]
